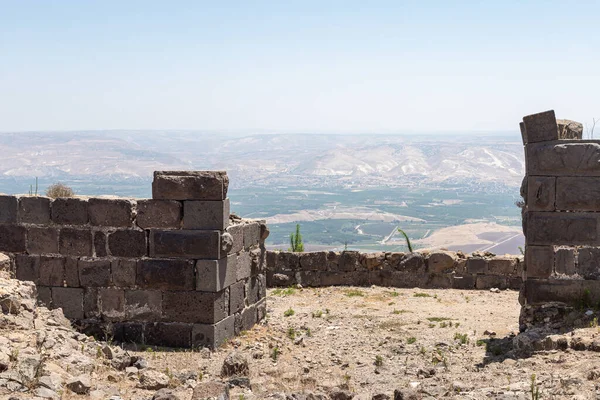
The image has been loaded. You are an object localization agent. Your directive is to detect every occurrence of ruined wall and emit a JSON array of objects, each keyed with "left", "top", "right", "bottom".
[
  {"left": 267, "top": 250, "right": 523, "bottom": 290},
  {"left": 519, "top": 110, "right": 600, "bottom": 330},
  {"left": 0, "top": 171, "right": 267, "bottom": 348}
]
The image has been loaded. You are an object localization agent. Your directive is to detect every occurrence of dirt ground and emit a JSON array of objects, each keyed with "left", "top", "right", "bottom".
[{"left": 118, "top": 286, "right": 600, "bottom": 399}]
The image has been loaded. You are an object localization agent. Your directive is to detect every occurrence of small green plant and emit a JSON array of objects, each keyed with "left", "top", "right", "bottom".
[
  {"left": 271, "top": 346, "right": 281, "bottom": 361},
  {"left": 289, "top": 224, "right": 304, "bottom": 252},
  {"left": 476, "top": 339, "right": 485, "bottom": 347},
  {"left": 591, "top": 317, "right": 598, "bottom": 328},
  {"left": 272, "top": 287, "right": 296, "bottom": 296},
  {"left": 407, "top": 337, "right": 417, "bottom": 344},
  {"left": 530, "top": 374, "right": 540, "bottom": 400},
  {"left": 397, "top": 228, "right": 413, "bottom": 252},
  {"left": 344, "top": 289, "right": 364, "bottom": 297},
  {"left": 439, "top": 322, "right": 448, "bottom": 328},
  {"left": 46, "top": 182, "right": 75, "bottom": 198},
  {"left": 386, "top": 291, "right": 400, "bottom": 297},
  {"left": 414, "top": 292, "right": 431, "bottom": 298},
  {"left": 419, "top": 346, "right": 426, "bottom": 355},
  {"left": 284, "top": 308, "right": 295, "bottom": 317},
  {"left": 518, "top": 246, "right": 525, "bottom": 255},
  {"left": 454, "top": 332, "right": 469, "bottom": 345},
  {"left": 392, "top": 309, "right": 410, "bottom": 315},
  {"left": 287, "top": 327, "right": 297, "bottom": 340},
  {"left": 427, "top": 317, "right": 451, "bottom": 322},
  {"left": 374, "top": 355, "right": 383, "bottom": 367},
  {"left": 9, "top": 348, "right": 19, "bottom": 362},
  {"left": 312, "top": 310, "right": 323, "bottom": 318}
]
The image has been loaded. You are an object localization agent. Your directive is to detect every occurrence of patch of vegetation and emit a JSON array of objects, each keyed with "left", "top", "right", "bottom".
[
  {"left": 397, "top": 228, "right": 413, "bottom": 252},
  {"left": 392, "top": 309, "right": 411, "bottom": 315},
  {"left": 427, "top": 317, "right": 451, "bottom": 322},
  {"left": 344, "top": 289, "right": 365, "bottom": 297},
  {"left": 289, "top": 224, "right": 304, "bottom": 252},
  {"left": 414, "top": 293, "right": 431, "bottom": 298},
  {"left": 312, "top": 310, "right": 323, "bottom": 318},
  {"left": 530, "top": 374, "right": 540, "bottom": 399},
  {"left": 374, "top": 355, "right": 383, "bottom": 367},
  {"left": 271, "top": 346, "right": 281, "bottom": 362},
  {"left": 283, "top": 308, "right": 295, "bottom": 317},
  {"left": 386, "top": 291, "right": 400, "bottom": 297},
  {"left": 287, "top": 327, "right": 297, "bottom": 340},
  {"left": 271, "top": 287, "right": 296, "bottom": 296},
  {"left": 407, "top": 337, "right": 417, "bottom": 344},
  {"left": 454, "top": 332, "right": 469, "bottom": 345},
  {"left": 476, "top": 339, "right": 485, "bottom": 347},
  {"left": 46, "top": 182, "right": 75, "bottom": 198}
]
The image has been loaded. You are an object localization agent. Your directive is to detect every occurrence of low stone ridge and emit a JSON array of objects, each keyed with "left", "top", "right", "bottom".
[
  {"left": 267, "top": 250, "right": 523, "bottom": 290},
  {"left": 0, "top": 171, "right": 267, "bottom": 349}
]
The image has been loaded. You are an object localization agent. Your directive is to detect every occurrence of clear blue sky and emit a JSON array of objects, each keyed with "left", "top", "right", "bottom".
[{"left": 1, "top": 1, "right": 599, "bottom": 133}]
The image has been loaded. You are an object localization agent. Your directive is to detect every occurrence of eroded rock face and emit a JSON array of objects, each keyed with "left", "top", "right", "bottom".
[
  {"left": 221, "top": 351, "right": 249, "bottom": 377},
  {"left": 557, "top": 119, "right": 584, "bottom": 140}
]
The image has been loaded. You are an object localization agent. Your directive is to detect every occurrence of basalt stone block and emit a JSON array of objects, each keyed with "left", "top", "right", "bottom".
[
  {"left": 51, "top": 198, "right": 88, "bottom": 225},
  {"left": 427, "top": 273, "right": 452, "bottom": 288},
  {"left": 243, "top": 222, "right": 260, "bottom": 249},
  {"left": 27, "top": 227, "right": 59, "bottom": 254},
  {"left": 236, "top": 251, "right": 252, "bottom": 281},
  {"left": 137, "top": 259, "right": 195, "bottom": 290},
  {"left": 577, "top": 247, "right": 600, "bottom": 280},
  {"left": 152, "top": 171, "right": 229, "bottom": 201},
  {"left": 509, "top": 276, "right": 523, "bottom": 290},
  {"left": 163, "top": 290, "right": 229, "bottom": 324},
  {"left": 93, "top": 231, "right": 107, "bottom": 257},
  {"left": 119, "top": 323, "right": 144, "bottom": 344},
  {"left": 556, "top": 177, "right": 600, "bottom": 211},
  {"left": 39, "top": 256, "right": 65, "bottom": 286},
  {"left": 59, "top": 228, "right": 92, "bottom": 256},
  {"left": 256, "top": 298, "right": 267, "bottom": 321},
  {"left": 193, "top": 315, "right": 235, "bottom": 349},
  {"left": 145, "top": 322, "right": 192, "bottom": 348},
  {"left": 125, "top": 290, "right": 162, "bottom": 320},
  {"left": 112, "top": 259, "right": 137, "bottom": 287},
  {"left": 88, "top": 198, "right": 134, "bottom": 227},
  {"left": 18, "top": 196, "right": 51, "bottom": 224},
  {"left": 476, "top": 275, "right": 508, "bottom": 290},
  {"left": 338, "top": 251, "right": 360, "bottom": 272},
  {"left": 246, "top": 276, "right": 261, "bottom": 305},
  {"left": 396, "top": 253, "right": 425, "bottom": 273},
  {"left": 136, "top": 200, "right": 182, "bottom": 229},
  {"left": 557, "top": 119, "right": 583, "bottom": 140},
  {"left": 64, "top": 257, "right": 79, "bottom": 287},
  {"left": 522, "top": 110, "right": 558, "bottom": 143},
  {"left": 466, "top": 258, "right": 487, "bottom": 274},
  {"left": 555, "top": 247, "right": 576, "bottom": 276},
  {"left": 240, "top": 304, "right": 257, "bottom": 332},
  {"left": 37, "top": 286, "right": 52, "bottom": 307},
  {"left": 487, "top": 257, "right": 517, "bottom": 275},
  {"left": 360, "top": 252, "right": 385, "bottom": 270},
  {"left": 0, "top": 225, "right": 26, "bottom": 253},
  {"left": 98, "top": 288, "right": 125, "bottom": 319},
  {"left": 527, "top": 176, "right": 556, "bottom": 211},
  {"left": 268, "top": 271, "right": 296, "bottom": 287},
  {"left": 0, "top": 195, "right": 17, "bottom": 223},
  {"left": 78, "top": 258, "right": 111, "bottom": 287},
  {"left": 527, "top": 141, "right": 600, "bottom": 177},
  {"left": 196, "top": 254, "right": 237, "bottom": 292},
  {"left": 229, "top": 281, "right": 246, "bottom": 314},
  {"left": 521, "top": 279, "right": 600, "bottom": 305},
  {"left": 520, "top": 122, "right": 527, "bottom": 144},
  {"left": 183, "top": 199, "right": 230, "bottom": 230},
  {"left": 52, "top": 287, "right": 84, "bottom": 319},
  {"left": 525, "top": 245, "right": 553, "bottom": 279},
  {"left": 83, "top": 288, "right": 99, "bottom": 318},
  {"left": 108, "top": 229, "right": 147, "bottom": 257},
  {"left": 272, "top": 251, "right": 300, "bottom": 272},
  {"left": 427, "top": 251, "right": 456, "bottom": 273},
  {"left": 526, "top": 212, "right": 598, "bottom": 245},
  {"left": 295, "top": 270, "right": 320, "bottom": 286},
  {"left": 452, "top": 275, "right": 475, "bottom": 289},
  {"left": 150, "top": 230, "right": 220, "bottom": 259},
  {"left": 15, "top": 254, "right": 39, "bottom": 282},
  {"left": 225, "top": 223, "right": 244, "bottom": 254}
]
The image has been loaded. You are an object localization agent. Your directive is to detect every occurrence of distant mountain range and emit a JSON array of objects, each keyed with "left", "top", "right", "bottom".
[{"left": 0, "top": 131, "right": 524, "bottom": 190}]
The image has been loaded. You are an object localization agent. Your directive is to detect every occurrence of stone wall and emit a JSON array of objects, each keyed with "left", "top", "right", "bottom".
[
  {"left": 267, "top": 250, "right": 523, "bottom": 290},
  {"left": 519, "top": 110, "right": 600, "bottom": 330},
  {"left": 0, "top": 171, "right": 267, "bottom": 349}
]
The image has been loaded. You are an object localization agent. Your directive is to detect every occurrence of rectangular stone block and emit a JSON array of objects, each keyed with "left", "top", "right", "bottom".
[
  {"left": 83, "top": 288, "right": 99, "bottom": 318},
  {"left": 37, "top": 286, "right": 52, "bottom": 307},
  {"left": 525, "top": 245, "right": 553, "bottom": 278},
  {"left": 576, "top": 247, "right": 600, "bottom": 280},
  {"left": 93, "top": 231, "right": 107, "bottom": 257},
  {"left": 15, "top": 254, "right": 39, "bottom": 282},
  {"left": 98, "top": 288, "right": 125, "bottom": 320},
  {"left": 150, "top": 230, "right": 220, "bottom": 259},
  {"left": 475, "top": 274, "right": 508, "bottom": 290},
  {"left": 51, "top": 198, "right": 88, "bottom": 225},
  {"left": 79, "top": 258, "right": 111, "bottom": 287},
  {"left": 522, "top": 280, "right": 600, "bottom": 305},
  {"left": 136, "top": 200, "right": 182, "bottom": 229},
  {"left": 137, "top": 259, "right": 195, "bottom": 290},
  {"left": 88, "top": 198, "right": 134, "bottom": 227},
  {"left": 64, "top": 257, "right": 79, "bottom": 287},
  {"left": 0, "top": 195, "right": 17, "bottom": 223},
  {"left": 0, "top": 225, "right": 26, "bottom": 253},
  {"left": 27, "top": 227, "right": 59, "bottom": 254},
  {"left": 196, "top": 254, "right": 237, "bottom": 292},
  {"left": 52, "top": 287, "right": 84, "bottom": 319},
  {"left": 526, "top": 212, "right": 598, "bottom": 245},
  {"left": 59, "top": 228, "right": 92, "bottom": 256},
  {"left": 243, "top": 222, "right": 260, "bottom": 249},
  {"left": 522, "top": 110, "right": 558, "bottom": 143},
  {"left": 225, "top": 223, "right": 244, "bottom": 254},
  {"left": 509, "top": 276, "right": 523, "bottom": 290},
  {"left": 240, "top": 304, "right": 257, "bottom": 332},
  {"left": 487, "top": 257, "right": 517, "bottom": 275},
  {"left": 145, "top": 322, "right": 192, "bottom": 348},
  {"left": 556, "top": 177, "right": 600, "bottom": 211},
  {"left": 163, "top": 290, "right": 229, "bottom": 324},
  {"left": 18, "top": 196, "right": 51, "bottom": 224},
  {"left": 245, "top": 276, "right": 260, "bottom": 305},
  {"left": 527, "top": 176, "right": 556, "bottom": 212},
  {"left": 192, "top": 315, "right": 235, "bottom": 349},
  {"left": 152, "top": 171, "right": 228, "bottom": 201},
  {"left": 466, "top": 258, "right": 487, "bottom": 274},
  {"left": 229, "top": 280, "right": 245, "bottom": 314},
  {"left": 451, "top": 275, "right": 475, "bottom": 289},
  {"left": 112, "top": 258, "right": 137, "bottom": 287},
  {"left": 337, "top": 251, "right": 360, "bottom": 272},
  {"left": 555, "top": 247, "right": 576, "bottom": 276},
  {"left": 256, "top": 298, "right": 267, "bottom": 321},
  {"left": 527, "top": 141, "right": 600, "bottom": 176},
  {"left": 299, "top": 252, "right": 328, "bottom": 271},
  {"left": 125, "top": 290, "right": 162, "bottom": 320},
  {"left": 183, "top": 200, "right": 229, "bottom": 230},
  {"left": 236, "top": 251, "right": 252, "bottom": 281},
  {"left": 39, "top": 256, "right": 65, "bottom": 286},
  {"left": 108, "top": 229, "right": 147, "bottom": 257},
  {"left": 118, "top": 323, "right": 144, "bottom": 344}
]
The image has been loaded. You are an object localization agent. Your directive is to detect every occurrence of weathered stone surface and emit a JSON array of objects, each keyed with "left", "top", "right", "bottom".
[
  {"left": 191, "top": 380, "right": 230, "bottom": 399},
  {"left": 51, "top": 198, "right": 88, "bottom": 225},
  {"left": 18, "top": 196, "right": 51, "bottom": 224},
  {"left": 112, "top": 258, "right": 137, "bottom": 287},
  {"left": 526, "top": 212, "right": 598, "bottom": 245},
  {"left": 476, "top": 274, "right": 508, "bottom": 290},
  {"left": 192, "top": 315, "right": 235, "bottom": 349},
  {"left": 527, "top": 176, "right": 555, "bottom": 211},
  {"left": 52, "top": 287, "right": 84, "bottom": 319},
  {"left": 525, "top": 245, "right": 553, "bottom": 278},
  {"left": 83, "top": 287, "right": 99, "bottom": 318},
  {"left": 27, "top": 226, "right": 59, "bottom": 254},
  {"left": 15, "top": 254, "right": 39, "bottom": 282},
  {"left": 150, "top": 230, "right": 220, "bottom": 259},
  {"left": 522, "top": 110, "right": 558, "bottom": 143},
  {"left": 427, "top": 251, "right": 456, "bottom": 273},
  {"left": 59, "top": 228, "right": 92, "bottom": 256},
  {"left": 64, "top": 257, "right": 79, "bottom": 287},
  {"left": 466, "top": 258, "right": 487, "bottom": 274},
  {"left": 137, "top": 259, "right": 195, "bottom": 290},
  {"left": 236, "top": 251, "right": 252, "bottom": 281},
  {"left": 136, "top": 199, "right": 182, "bottom": 229},
  {"left": 221, "top": 351, "right": 249, "bottom": 377},
  {"left": 555, "top": 247, "right": 576, "bottom": 276},
  {"left": 0, "top": 195, "right": 18, "bottom": 223},
  {"left": 519, "top": 121, "right": 527, "bottom": 144},
  {"left": 145, "top": 322, "right": 192, "bottom": 348},
  {"left": 577, "top": 247, "right": 600, "bottom": 279},
  {"left": 487, "top": 257, "right": 517, "bottom": 275},
  {"left": 243, "top": 222, "right": 260, "bottom": 249},
  {"left": 108, "top": 229, "right": 147, "bottom": 257},
  {"left": 183, "top": 200, "right": 230, "bottom": 230},
  {"left": 93, "top": 231, "right": 107, "bottom": 257},
  {"left": 395, "top": 253, "right": 425, "bottom": 273},
  {"left": 137, "top": 369, "right": 170, "bottom": 390},
  {"left": 196, "top": 255, "right": 237, "bottom": 292},
  {"left": 88, "top": 198, "right": 134, "bottom": 227},
  {"left": 452, "top": 275, "right": 475, "bottom": 289},
  {"left": 229, "top": 281, "right": 245, "bottom": 314},
  {"left": 163, "top": 290, "right": 228, "bottom": 324},
  {"left": 152, "top": 171, "right": 228, "bottom": 201},
  {"left": 527, "top": 141, "right": 600, "bottom": 176},
  {"left": 245, "top": 276, "right": 261, "bottom": 305},
  {"left": 522, "top": 279, "right": 600, "bottom": 305},
  {"left": 225, "top": 223, "right": 243, "bottom": 255},
  {"left": 125, "top": 290, "right": 162, "bottom": 320},
  {"left": 556, "top": 177, "right": 600, "bottom": 211},
  {"left": 39, "top": 256, "right": 65, "bottom": 286},
  {"left": 0, "top": 224, "right": 26, "bottom": 253},
  {"left": 360, "top": 252, "right": 385, "bottom": 270},
  {"left": 98, "top": 288, "right": 125, "bottom": 319},
  {"left": 66, "top": 376, "right": 91, "bottom": 394},
  {"left": 79, "top": 258, "right": 111, "bottom": 287},
  {"left": 557, "top": 119, "right": 583, "bottom": 140}
]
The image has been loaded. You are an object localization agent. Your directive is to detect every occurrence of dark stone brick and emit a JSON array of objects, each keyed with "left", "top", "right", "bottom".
[
  {"left": 125, "top": 290, "right": 162, "bottom": 320},
  {"left": 137, "top": 259, "right": 195, "bottom": 290},
  {"left": 299, "top": 252, "right": 328, "bottom": 271},
  {"left": 64, "top": 257, "right": 80, "bottom": 287},
  {"left": 39, "top": 256, "right": 65, "bottom": 286},
  {"left": 577, "top": 247, "right": 600, "bottom": 280},
  {"left": 88, "top": 198, "right": 133, "bottom": 227},
  {"left": 152, "top": 171, "right": 228, "bottom": 201},
  {"left": 27, "top": 227, "right": 59, "bottom": 254},
  {"left": 51, "top": 198, "right": 88, "bottom": 225},
  {"left": 196, "top": 254, "right": 237, "bottom": 292},
  {"left": 145, "top": 322, "right": 192, "bottom": 348},
  {"left": 240, "top": 304, "right": 257, "bottom": 331},
  {"left": 136, "top": 200, "right": 182, "bottom": 229},
  {"left": 246, "top": 276, "right": 260, "bottom": 305},
  {"left": 243, "top": 222, "right": 260, "bottom": 249},
  {"left": 52, "top": 287, "right": 84, "bottom": 319},
  {"left": 120, "top": 323, "right": 144, "bottom": 344},
  {"left": 94, "top": 231, "right": 107, "bottom": 257},
  {"left": 18, "top": 196, "right": 51, "bottom": 224},
  {"left": 112, "top": 259, "right": 137, "bottom": 287},
  {"left": 338, "top": 251, "right": 360, "bottom": 272},
  {"left": 487, "top": 257, "right": 516, "bottom": 275},
  {"left": 396, "top": 253, "right": 426, "bottom": 273},
  {"left": 83, "top": 288, "right": 99, "bottom": 318},
  {"left": 0, "top": 195, "right": 17, "bottom": 223},
  {"left": 0, "top": 225, "right": 26, "bottom": 253},
  {"left": 522, "top": 110, "right": 558, "bottom": 143},
  {"left": 229, "top": 281, "right": 245, "bottom": 313},
  {"left": 79, "top": 258, "right": 111, "bottom": 287},
  {"left": 108, "top": 229, "right": 147, "bottom": 257},
  {"left": 225, "top": 223, "right": 244, "bottom": 254},
  {"left": 163, "top": 290, "right": 228, "bottom": 324},
  {"left": 98, "top": 288, "right": 125, "bottom": 320},
  {"left": 150, "top": 230, "right": 220, "bottom": 259},
  {"left": 15, "top": 254, "right": 39, "bottom": 282},
  {"left": 192, "top": 315, "right": 235, "bottom": 349},
  {"left": 59, "top": 228, "right": 92, "bottom": 256},
  {"left": 527, "top": 212, "right": 598, "bottom": 246},
  {"left": 452, "top": 275, "right": 475, "bottom": 289},
  {"left": 183, "top": 200, "right": 229, "bottom": 230},
  {"left": 525, "top": 245, "right": 553, "bottom": 279},
  {"left": 466, "top": 258, "right": 487, "bottom": 274},
  {"left": 36, "top": 286, "right": 52, "bottom": 307},
  {"left": 476, "top": 275, "right": 508, "bottom": 290}
]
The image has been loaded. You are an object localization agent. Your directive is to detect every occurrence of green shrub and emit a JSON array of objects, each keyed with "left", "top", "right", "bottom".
[{"left": 46, "top": 183, "right": 75, "bottom": 198}]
